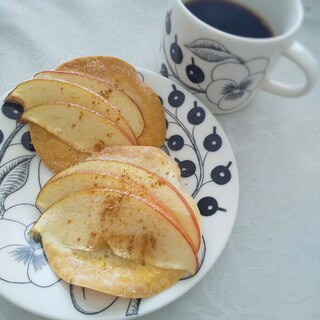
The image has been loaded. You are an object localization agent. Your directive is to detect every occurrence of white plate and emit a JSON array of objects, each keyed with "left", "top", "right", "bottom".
[{"left": 0, "top": 67, "right": 239, "bottom": 320}]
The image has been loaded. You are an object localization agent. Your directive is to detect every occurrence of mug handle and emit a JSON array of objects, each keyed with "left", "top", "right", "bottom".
[{"left": 261, "top": 41, "right": 318, "bottom": 97}]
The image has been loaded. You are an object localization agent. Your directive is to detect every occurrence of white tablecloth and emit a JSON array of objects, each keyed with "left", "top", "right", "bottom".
[{"left": 0, "top": 1, "right": 319, "bottom": 319}]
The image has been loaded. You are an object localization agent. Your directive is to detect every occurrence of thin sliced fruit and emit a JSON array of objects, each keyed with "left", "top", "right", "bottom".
[
  {"left": 48, "top": 158, "right": 201, "bottom": 252},
  {"left": 32, "top": 188, "right": 198, "bottom": 274},
  {"left": 21, "top": 103, "right": 134, "bottom": 153},
  {"left": 35, "top": 71, "right": 144, "bottom": 138},
  {"left": 6, "top": 78, "right": 137, "bottom": 144},
  {"left": 36, "top": 171, "right": 195, "bottom": 255},
  {"left": 56, "top": 56, "right": 166, "bottom": 147},
  {"left": 90, "top": 146, "right": 202, "bottom": 243},
  {"left": 90, "top": 145, "right": 181, "bottom": 187},
  {"left": 42, "top": 238, "right": 185, "bottom": 298},
  {"left": 36, "top": 171, "right": 169, "bottom": 215}
]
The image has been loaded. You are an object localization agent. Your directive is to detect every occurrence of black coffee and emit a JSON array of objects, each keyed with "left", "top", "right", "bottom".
[{"left": 185, "top": 0, "right": 273, "bottom": 38}]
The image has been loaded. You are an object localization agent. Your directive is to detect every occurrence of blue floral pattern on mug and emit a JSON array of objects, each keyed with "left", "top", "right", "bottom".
[{"left": 160, "top": 10, "right": 270, "bottom": 111}]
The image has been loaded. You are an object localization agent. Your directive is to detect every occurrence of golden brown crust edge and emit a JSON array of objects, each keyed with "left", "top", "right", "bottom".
[
  {"left": 42, "top": 238, "right": 185, "bottom": 298},
  {"left": 29, "top": 124, "right": 89, "bottom": 173}
]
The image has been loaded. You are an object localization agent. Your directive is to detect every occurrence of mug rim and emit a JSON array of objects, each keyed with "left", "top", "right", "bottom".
[{"left": 176, "top": 0, "right": 304, "bottom": 43}]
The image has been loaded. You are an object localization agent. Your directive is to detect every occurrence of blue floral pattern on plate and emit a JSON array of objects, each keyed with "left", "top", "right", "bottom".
[{"left": 0, "top": 68, "right": 238, "bottom": 320}]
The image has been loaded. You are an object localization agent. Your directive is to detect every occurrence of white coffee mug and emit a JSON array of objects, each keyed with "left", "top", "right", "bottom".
[{"left": 159, "top": 0, "right": 318, "bottom": 114}]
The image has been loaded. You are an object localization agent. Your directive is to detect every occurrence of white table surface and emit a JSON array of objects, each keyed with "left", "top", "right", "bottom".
[{"left": 0, "top": 0, "right": 319, "bottom": 319}]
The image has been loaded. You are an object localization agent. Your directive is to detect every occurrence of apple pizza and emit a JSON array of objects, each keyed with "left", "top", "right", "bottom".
[
  {"left": 5, "top": 56, "right": 166, "bottom": 173},
  {"left": 30, "top": 146, "right": 202, "bottom": 298}
]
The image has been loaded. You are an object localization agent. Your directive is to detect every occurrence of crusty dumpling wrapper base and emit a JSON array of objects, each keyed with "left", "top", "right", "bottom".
[
  {"left": 29, "top": 124, "right": 90, "bottom": 173},
  {"left": 43, "top": 238, "right": 185, "bottom": 298},
  {"left": 56, "top": 56, "right": 166, "bottom": 147}
]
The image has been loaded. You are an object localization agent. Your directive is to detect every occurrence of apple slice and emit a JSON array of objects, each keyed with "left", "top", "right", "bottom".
[
  {"left": 21, "top": 103, "right": 135, "bottom": 153},
  {"left": 90, "top": 145, "right": 182, "bottom": 187},
  {"left": 36, "top": 171, "right": 169, "bottom": 214},
  {"left": 89, "top": 146, "right": 202, "bottom": 242},
  {"left": 48, "top": 158, "right": 201, "bottom": 252},
  {"left": 35, "top": 70, "right": 144, "bottom": 138},
  {"left": 6, "top": 78, "right": 137, "bottom": 144},
  {"left": 56, "top": 56, "right": 166, "bottom": 147},
  {"left": 32, "top": 188, "right": 198, "bottom": 274},
  {"left": 41, "top": 238, "right": 185, "bottom": 298},
  {"left": 35, "top": 171, "right": 196, "bottom": 254}
]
